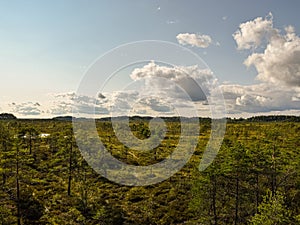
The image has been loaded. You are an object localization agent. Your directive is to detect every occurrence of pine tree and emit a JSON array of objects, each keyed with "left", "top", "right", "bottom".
[{"left": 249, "top": 191, "right": 295, "bottom": 225}]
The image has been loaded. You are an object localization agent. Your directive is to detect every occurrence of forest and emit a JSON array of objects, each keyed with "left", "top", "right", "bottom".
[{"left": 0, "top": 115, "right": 299, "bottom": 224}]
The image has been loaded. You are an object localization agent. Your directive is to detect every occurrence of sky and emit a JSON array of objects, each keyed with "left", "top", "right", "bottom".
[{"left": 0, "top": 0, "right": 300, "bottom": 118}]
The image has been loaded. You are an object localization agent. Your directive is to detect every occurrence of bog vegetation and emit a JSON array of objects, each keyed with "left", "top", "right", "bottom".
[{"left": 0, "top": 116, "right": 299, "bottom": 224}]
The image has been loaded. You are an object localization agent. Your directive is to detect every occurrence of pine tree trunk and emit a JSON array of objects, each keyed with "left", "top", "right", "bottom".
[
  {"left": 68, "top": 141, "right": 72, "bottom": 196},
  {"left": 2, "top": 173, "right": 5, "bottom": 186},
  {"left": 16, "top": 146, "right": 21, "bottom": 225},
  {"left": 234, "top": 176, "right": 239, "bottom": 225},
  {"left": 2, "top": 142, "right": 7, "bottom": 186},
  {"left": 29, "top": 136, "right": 32, "bottom": 155},
  {"left": 82, "top": 167, "right": 87, "bottom": 215},
  {"left": 212, "top": 175, "right": 217, "bottom": 225},
  {"left": 255, "top": 172, "right": 259, "bottom": 213},
  {"left": 271, "top": 143, "right": 277, "bottom": 196}
]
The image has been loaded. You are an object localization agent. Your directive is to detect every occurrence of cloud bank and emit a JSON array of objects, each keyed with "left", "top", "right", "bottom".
[{"left": 18, "top": 62, "right": 216, "bottom": 118}]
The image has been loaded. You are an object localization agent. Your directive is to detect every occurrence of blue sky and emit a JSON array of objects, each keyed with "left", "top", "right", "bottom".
[{"left": 1, "top": 0, "right": 300, "bottom": 118}]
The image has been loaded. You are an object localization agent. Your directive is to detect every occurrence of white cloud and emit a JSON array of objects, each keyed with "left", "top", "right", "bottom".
[
  {"left": 9, "top": 102, "right": 42, "bottom": 116},
  {"left": 139, "top": 97, "right": 172, "bottom": 113},
  {"left": 49, "top": 101, "right": 72, "bottom": 115},
  {"left": 50, "top": 92, "right": 109, "bottom": 116},
  {"left": 233, "top": 12, "right": 277, "bottom": 50},
  {"left": 3, "top": 41, "right": 299, "bottom": 118},
  {"left": 244, "top": 27, "right": 300, "bottom": 87},
  {"left": 47, "top": 89, "right": 176, "bottom": 118},
  {"left": 130, "top": 61, "right": 215, "bottom": 102},
  {"left": 176, "top": 33, "right": 212, "bottom": 48},
  {"left": 166, "top": 20, "right": 179, "bottom": 25},
  {"left": 221, "top": 83, "right": 300, "bottom": 114},
  {"left": 234, "top": 13, "right": 300, "bottom": 88},
  {"left": 37, "top": 60, "right": 300, "bottom": 117},
  {"left": 47, "top": 62, "right": 217, "bottom": 118},
  {"left": 108, "top": 91, "right": 139, "bottom": 115},
  {"left": 236, "top": 94, "right": 271, "bottom": 107}
]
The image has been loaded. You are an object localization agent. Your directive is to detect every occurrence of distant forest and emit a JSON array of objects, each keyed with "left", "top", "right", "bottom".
[{"left": 1, "top": 112, "right": 300, "bottom": 122}]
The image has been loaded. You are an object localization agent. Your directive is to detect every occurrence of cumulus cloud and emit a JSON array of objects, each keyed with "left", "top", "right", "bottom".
[
  {"left": 50, "top": 90, "right": 181, "bottom": 117},
  {"left": 236, "top": 94, "right": 271, "bottom": 108},
  {"left": 107, "top": 91, "right": 139, "bottom": 115},
  {"left": 50, "top": 92, "right": 109, "bottom": 116},
  {"left": 176, "top": 33, "right": 212, "bottom": 48},
  {"left": 50, "top": 101, "right": 72, "bottom": 115},
  {"left": 221, "top": 83, "right": 300, "bottom": 114},
  {"left": 244, "top": 26, "right": 300, "bottom": 86},
  {"left": 48, "top": 84, "right": 300, "bottom": 117},
  {"left": 228, "top": 13, "right": 300, "bottom": 115},
  {"left": 233, "top": 12, "right": 277, "bottom": 50},
  {"left": 130, "top": 61, "right": 214, "bottom": 102},
  {"left": 139, "top": 97, "right": 172, "bottom": 113},
  {"left": 234, "top": 13, "right": 300, "bottom": 87},
  {"left": 9, "top": 102, "right": 42, "bottom": 116},
  {"left": 46, "top": 62, "right": 217, "bottom": 118}
]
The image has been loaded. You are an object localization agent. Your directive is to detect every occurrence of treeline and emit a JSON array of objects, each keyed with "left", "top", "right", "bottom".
[
  {"left": 1, "top": 112, "right": 299, "bottom": 123},
  {"left": 229, "top": 115, "right": 300, "bottom": 123},
  {"left": 0, "top": 113, "right": 17, "bottom": 120}
]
